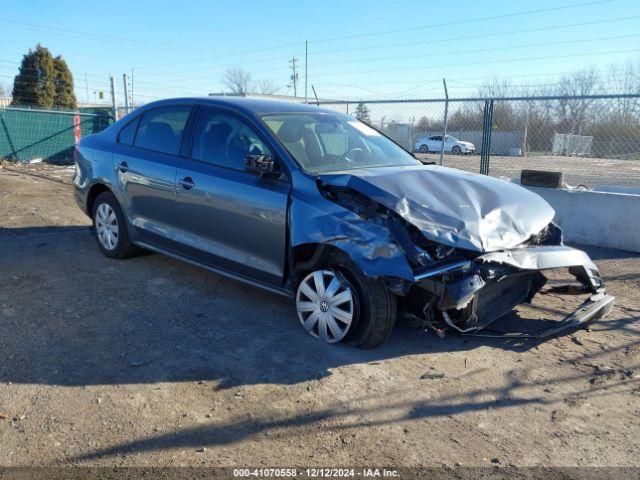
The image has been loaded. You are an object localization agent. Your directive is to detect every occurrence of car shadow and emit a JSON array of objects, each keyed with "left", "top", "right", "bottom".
[
  {"left": 72, "top": 343, "right": 640, "bottom": 462},
  {"left": 0, "top": 225, "right": 631, "bottom": 391}
]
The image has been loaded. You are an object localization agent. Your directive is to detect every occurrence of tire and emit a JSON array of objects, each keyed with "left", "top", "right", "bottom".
[
  {"left": 92, "top": 191, "right": 138, "bottom": 259},
  {"left": 452, "top": 145, "right": 462, "bottom": 155},
  {"left": 418, "top": 144, "right": 428, "bottom": 153},
  {"left": 295, "top": 251, "right": 397, "bottom": 348}
]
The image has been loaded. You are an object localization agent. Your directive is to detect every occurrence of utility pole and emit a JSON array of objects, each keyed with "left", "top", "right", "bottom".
[
  {"left": 130, "top": 68, "right": 134, "bottom": 110},
  {"left": 289, "top": 57, "right": 299, "bottom": 97},
  {"left": 439, "top": 78, "right": 449, "bottom": 166},
  {"left": 304, "top": 41, "right": 308, "bottom": 103},
  {"left": 122, "top": 73, "right": 130, "bottom": 114},
  {"left": 109, "top": 75, "right": 117, "bottom": 120}
]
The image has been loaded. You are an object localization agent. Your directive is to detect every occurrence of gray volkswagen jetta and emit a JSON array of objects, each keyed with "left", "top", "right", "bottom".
[{"left": 74, "top": 97, "right": 614, "bottom": 347}]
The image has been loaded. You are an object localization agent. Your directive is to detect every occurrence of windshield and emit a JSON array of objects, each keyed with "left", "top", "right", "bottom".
[
  {"left": 262, "top": 113, "right": 420, "bottom": 174},
  {"left": 445, "top": 135, "right": 458, "bottom": 141}
]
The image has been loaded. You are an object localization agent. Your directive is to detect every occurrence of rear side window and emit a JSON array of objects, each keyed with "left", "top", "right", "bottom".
[
  {"left": 134, "top": 106, "right": 192, "bottom": 155},
  {"left": 118, "top": 116, "right": 140, "bottom": 145}
]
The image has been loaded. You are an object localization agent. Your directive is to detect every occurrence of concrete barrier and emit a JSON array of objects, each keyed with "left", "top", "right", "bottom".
[{"left": 522, "top": 185, "right": 640, "bottom": 253}]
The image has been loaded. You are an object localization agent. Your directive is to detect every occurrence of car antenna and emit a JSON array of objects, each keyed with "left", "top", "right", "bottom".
[{"left": 311, "top": 85, "right": 320, "bottom": 106}]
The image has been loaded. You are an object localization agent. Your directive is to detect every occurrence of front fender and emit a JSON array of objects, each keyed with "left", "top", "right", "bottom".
[{"left": 288, "top": 185, "right": 414, "bottom": 281}]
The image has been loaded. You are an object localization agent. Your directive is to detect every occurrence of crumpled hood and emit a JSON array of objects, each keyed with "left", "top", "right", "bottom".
[{"left": 319, "top": 165, "right": 555, "bottom": 253}]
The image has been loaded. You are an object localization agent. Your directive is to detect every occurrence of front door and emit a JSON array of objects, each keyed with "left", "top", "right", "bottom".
[{"left": 175, "top": 107, "right": 290, "bottom": 286}]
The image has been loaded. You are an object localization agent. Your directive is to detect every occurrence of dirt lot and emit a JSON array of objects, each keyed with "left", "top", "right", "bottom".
[
  {"left": 0, "top": 162, "right": 639, "bottom": 469},
  {"left": 417, "top": 153, "right": 640, "bottom": 189}
]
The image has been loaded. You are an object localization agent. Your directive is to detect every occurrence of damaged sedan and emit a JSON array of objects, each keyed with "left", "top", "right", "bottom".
[{"left": 74, "top": 97, "right": 614, "bottom": 348}]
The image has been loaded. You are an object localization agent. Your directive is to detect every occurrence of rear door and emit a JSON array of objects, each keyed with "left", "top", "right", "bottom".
[
  {"left": 175, "top": 106, "right": 290, "bottom": 286},
  {"left": 113, "top": 105, "right": 193, "bottom": 247}
]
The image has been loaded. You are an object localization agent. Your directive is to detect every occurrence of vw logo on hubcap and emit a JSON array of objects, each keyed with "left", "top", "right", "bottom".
[{"left": 319, "top": 300, "right": 329, "bottom": 312}]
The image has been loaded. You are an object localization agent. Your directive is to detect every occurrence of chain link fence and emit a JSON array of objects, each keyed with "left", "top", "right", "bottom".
[
  {"left": 316, "top": 94, "right": 640, "bottom": 189},
  {"left": 2, "top": 94, "right": 640, "bottom": 188},
  {"left": 0, "top": 106, "right": 112, "bottom": 164}
]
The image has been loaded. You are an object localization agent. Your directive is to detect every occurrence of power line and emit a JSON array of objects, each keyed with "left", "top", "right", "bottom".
[
  {"left": 307, "top": 48, "right": 640, "bottom": 80},
  {"left": 138, "top": 15, "right": 640, "bottom": 83},
  {"left": 0, "top": 18, "right": 199, "bottom": 51},
  {"left": 132, "top": 1, "right": 613, "bottom": 73},
  {"left": 289, "top": 33, "right": 640, "bottom": 71},
  {"left": 308, "top": 15, "right": 640, "bottom": 57},
  {"left": 1, "top": 8, "right": 632, "bottom": 94},
  {"left": 169, "top": 46, "right": 640, "bottom": 91},
  {"left": 307, "top": 0, "right": 612, "bottom": 43},
  {"left": 320, "top": 68, "right": 638, "bottom": 89},
  {"left": 136, "top": 45, "right": 304, "bottom": 72}
]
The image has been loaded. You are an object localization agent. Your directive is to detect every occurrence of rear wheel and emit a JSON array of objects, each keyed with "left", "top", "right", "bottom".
[
  {"left": 295, "top": 252, "right": 396, "bottom": 348},
  {"left": 92, "top": 191, "right": 138, "bottom": 259},
  {"left": 418, "top": 144, "right": 428, "bottom": 153}
]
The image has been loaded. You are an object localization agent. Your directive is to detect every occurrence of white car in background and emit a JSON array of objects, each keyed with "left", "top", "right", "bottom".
[{"left": 415, "top": 135, "right": 475, "bottom": 154}]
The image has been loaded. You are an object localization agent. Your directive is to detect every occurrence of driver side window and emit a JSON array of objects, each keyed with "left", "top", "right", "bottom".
[{"left": 191, "top": 107, "right": 271, "bottom": 171}]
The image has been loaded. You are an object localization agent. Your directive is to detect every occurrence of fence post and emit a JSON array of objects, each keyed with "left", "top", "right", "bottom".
[
  {"left": 480, "top": 100, "right": 494, "bottom": 175},
  {"left": 122, "top": 73, "right": 130, "bottom": 114},
  {"left": 109, "top": 75, "right": 117, "bottom": 121},
  {"left": 522, "top": 118, "right": 528, "bottom": 158},
  {"left": 439, "top": 79, "right": 449, "bottom": 166}
]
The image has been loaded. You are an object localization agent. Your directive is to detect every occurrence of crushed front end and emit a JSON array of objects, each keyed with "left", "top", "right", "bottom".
[
  {"left": 409, "top": 243, "right": 614, "bottom": 338},
  {"left": 311, "top": 167, "right": 614, "bottom": 338}
]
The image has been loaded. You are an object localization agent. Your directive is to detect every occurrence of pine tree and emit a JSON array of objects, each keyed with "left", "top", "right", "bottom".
[
  {"left": 11, "top": 44, "right": 56, "bottom": 108},
  {"left": 355, "top": 102, "right": 371, "bottom": 123},
  {"left": 53, "top": 56, "right": 77, "bottom": 109}
]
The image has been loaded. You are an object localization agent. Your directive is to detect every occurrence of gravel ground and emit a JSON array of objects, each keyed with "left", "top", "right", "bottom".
[
  {"left": 417, "top": 153, "right": 640, "bottom": 189},
  {"left": 0, "top": 162, "right": 638, "bottom": 469}
]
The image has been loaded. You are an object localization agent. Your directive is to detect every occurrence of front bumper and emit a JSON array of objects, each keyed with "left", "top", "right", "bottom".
[
  {"left": 465, "top": 291, "right": 614, "bottom": 338},
  {"left": 455, "top": 145, "right": 475, "bottom": 154},
  {"left": 413, "top": 245, "right": 614, "bottom": 338}
]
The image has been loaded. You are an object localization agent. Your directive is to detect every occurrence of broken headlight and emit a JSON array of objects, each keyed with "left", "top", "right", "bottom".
[{"left": 529, "top": 222, "right": 563, "bottom": 246}]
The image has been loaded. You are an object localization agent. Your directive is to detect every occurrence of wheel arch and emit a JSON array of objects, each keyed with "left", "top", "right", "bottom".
[
  {"left": 290, "top": 243, "right": 353, "bottom": 284},
  {"left": 86, "top": 183, "right": 115, "bottom": 216}
]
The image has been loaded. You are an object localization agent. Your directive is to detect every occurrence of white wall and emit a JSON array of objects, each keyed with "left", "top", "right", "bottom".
[{"left": 523, "top": 186, "right": 640, "bottom": 253}]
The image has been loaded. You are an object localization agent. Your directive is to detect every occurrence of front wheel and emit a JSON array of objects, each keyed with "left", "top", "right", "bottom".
[
  {"left": 452, "top": 145, "right": 462, "bottom": 155},
  {"left": 295, "top": 252, "right": 397, "bottom": 348}
]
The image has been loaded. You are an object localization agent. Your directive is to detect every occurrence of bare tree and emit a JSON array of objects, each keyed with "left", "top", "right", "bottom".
[
  {"left": 256, "top": 79, "right": 280, "bottom": 95},
  {"left": 416, "top": 116, "right": 430, "bottom": 132},
  {"left": 555, "top": 67, "right": 600, "bottom": 134},
  {"left": 477, "top": 79, "right": 514, "bottom": 99},
  {"left": 221, "top": 67, "right": 253, "bottom": 95},
  {"left": 607, "top": 59, "right": 640, "bottom": 126},
  {"left": 477, "top": 79, "right": 520, "bottom": 130}
]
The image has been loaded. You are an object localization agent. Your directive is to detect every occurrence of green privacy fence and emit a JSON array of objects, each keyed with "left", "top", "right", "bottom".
[{"left": 0, "top": 106, "right": 113, "bottom": 163}]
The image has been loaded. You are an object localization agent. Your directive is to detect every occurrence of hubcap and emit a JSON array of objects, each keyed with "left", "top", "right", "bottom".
[
  {"left": 296, "top": 270, "right": 355, "bottom": 344},
  {"left": 95, "top": 203, "right": 119, "bottom": 251}
]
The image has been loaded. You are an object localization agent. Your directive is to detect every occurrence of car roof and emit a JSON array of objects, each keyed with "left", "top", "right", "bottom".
[{"left": 136, "top": 96, "right": 342, "bottom": 116}]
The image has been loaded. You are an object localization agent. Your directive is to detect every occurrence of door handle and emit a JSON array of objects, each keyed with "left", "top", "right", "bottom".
[
  {"left": 118, "top": 161, "right": 129, "bottom": 173},
  {"left": 179, "top": 176, "right": 195, "bottom": 190}
]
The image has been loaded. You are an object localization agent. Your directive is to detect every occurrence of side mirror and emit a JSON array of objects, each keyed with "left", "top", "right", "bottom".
[{"left": 244, "top": 154, "right": 282, "bottom": 178}]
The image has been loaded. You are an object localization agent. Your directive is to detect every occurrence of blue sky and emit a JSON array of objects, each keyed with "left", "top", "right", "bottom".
[{"left": 1, "top": 0, "right": 639, "bottom": 103}]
